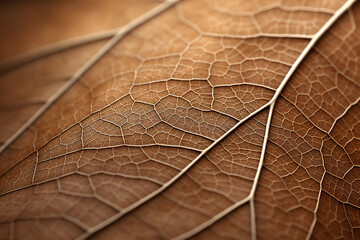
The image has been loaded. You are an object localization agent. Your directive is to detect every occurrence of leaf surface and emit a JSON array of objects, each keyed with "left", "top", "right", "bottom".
[{"left": 0, "top": 0, "right": 359, "bottom": 239}]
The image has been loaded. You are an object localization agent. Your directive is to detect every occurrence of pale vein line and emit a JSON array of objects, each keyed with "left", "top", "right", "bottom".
[
  {"left": 170, "top": 0, "right": 357, "bottom": 239},
  {"left": 0, "top": 29, "right": 117, "bottom": 73},
  {"left": 76, "top": 102, "right": 269, "bottom": 240},
  {"left": 249, "top": 103, "right": 274, "bottom": 240},
  {"left": 175, "top": 196, "right": 251, "bottom": 240},
  {"left": 328, "top": 97, "right": 360, "bottom": 133},
  {"left": 0, "top": 0, "right": 180, "bottom": 155},
  {"left": 175, "top": 4, "right": 314, "bottom": 40},
  {"left": 173, "top": 103, "right": 275, "bottom": 240},
  {"left": 306, "top": 169, "right": 326, "bottom": 240},
  {"left": 307, "top": 97, "right": 360, "bottom": 240},
  {"left": 0, "top": 25, "right": 313, "bottom": 74},
  {"left": 213, "top": 4, "right": 336, "bottom": 16},
  {"left": 201, "top": 32, "right": 314, "bottom": 39},
  {"left": 0, "top": 9, "right": 315, "bottom": 73}
]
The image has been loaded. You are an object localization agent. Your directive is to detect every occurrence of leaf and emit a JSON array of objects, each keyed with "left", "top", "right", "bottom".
[{"left": 0, "top": 0, "right": 359, "bottom": 239}]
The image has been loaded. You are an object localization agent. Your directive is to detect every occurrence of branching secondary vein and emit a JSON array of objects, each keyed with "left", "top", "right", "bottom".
[
  {"left": 75, "top": 0, "right": 357, "bottom": 238},
  {"left": 169, "top": 0, "right": 357, "bottom": 239},
  {"left": 0, "top": 0, "right": 180, "bottom": 160}
]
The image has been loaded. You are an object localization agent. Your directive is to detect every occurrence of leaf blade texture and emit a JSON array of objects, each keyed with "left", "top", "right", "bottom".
[{"left": 0, "top": 0, "right": 359, "bottom": 239}]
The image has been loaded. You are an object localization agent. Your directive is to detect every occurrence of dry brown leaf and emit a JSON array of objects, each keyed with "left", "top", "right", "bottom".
[{"left": 0, "top": 0, "right": 359, "bottom": 239}]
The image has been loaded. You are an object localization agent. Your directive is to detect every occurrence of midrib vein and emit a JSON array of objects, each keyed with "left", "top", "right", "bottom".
[{"left": 0, "top": 0, "right": 180, "bottom": 156}]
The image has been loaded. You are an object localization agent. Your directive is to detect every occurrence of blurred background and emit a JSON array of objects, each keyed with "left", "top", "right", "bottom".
[{"left": 0, "top": 0, "right": 159, "bottom": 63}]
